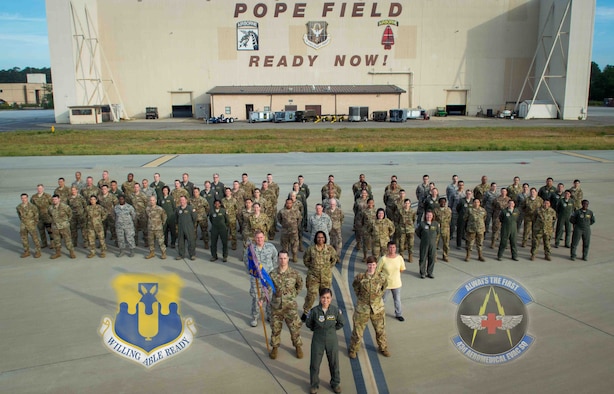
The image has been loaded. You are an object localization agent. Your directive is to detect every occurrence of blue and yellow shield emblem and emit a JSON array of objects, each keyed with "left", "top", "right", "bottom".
[{"left": 99, "top": 273, "right": 196, "bottom": 368}]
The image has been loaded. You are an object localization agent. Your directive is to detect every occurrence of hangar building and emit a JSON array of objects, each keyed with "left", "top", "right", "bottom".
[{"left": 46, "top": 0, "right": 595, "bottom": 123}]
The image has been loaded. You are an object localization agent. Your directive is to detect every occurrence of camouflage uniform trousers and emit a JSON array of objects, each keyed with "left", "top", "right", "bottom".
[
  {"left": 303, "top": 270, "right": 333, "bottom": 314},
  {"left": 103, "top": 216, "right": 116, "bottom": 241},
  {"left": 135, "top": 214, "right": 148, "bottom": 246},
  {"left": 362, "top": 230, "right": 373, "bottom": 260},
  {"left": 196, "top": 218, "right": 209, "bottom": 247},
  {"left": 20, "top": 222, "right": 41, "bottom": 253},
  {"left": 116, "top": 222, "right": 136, "bottom": 250},
  {"left": 466, "top": 231, "right": 484, "bottom": 253},
  {"left": 147, "top": 228, "right": 166, "bottom": 254},
  {"left": 349, "top": 310, "right": 387, "bottom": 354},
  {"left": 372, "top": 235, "right": 390, "bottom": 258},
  {"left": 398, "top": 230, "right": 414, "bottom": 259},
  {"left": 437, "top": 229, "right": 451, "bottom": 259},
  {"left": 531, "top": 229, "right": 553, "bottom": 257},
  {"left": 51, "top": 226, "right": 74, "bottom": 252},
  {"left": 87, "top": 222, "right": 107, "bottom": 253},
  {"left": 227, "top": 214, "right": 237, "bottom": 248},
  {"left": 70, "top": 215, "right": 86, "bottom": 247},
  {"left": 280, "top": 231, "right": 300, "bottom": 261},
  {"left": 491, "top": 211, "right": 502, "bottom": 245},
  {"left": 37, "top": 219, "right": 52, "bottom": 248},
  {"left": 522, "top": 218, "right": 534, "bottom": 246},
  {"left": 329, "top": 228, "right": 342, "bottom": 256},
  {"left": 270, "top": 301, "right": 303, "bottom": 348}
]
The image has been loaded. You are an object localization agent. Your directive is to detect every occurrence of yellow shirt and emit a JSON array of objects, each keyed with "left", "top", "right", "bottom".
[{"left": 378, "top": 254, "right": 406, "bottom": 290}]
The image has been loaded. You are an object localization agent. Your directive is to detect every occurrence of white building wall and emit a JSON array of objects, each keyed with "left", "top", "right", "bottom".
[{"left": 46, "top": 0, "right": 591, "bottom": 123}]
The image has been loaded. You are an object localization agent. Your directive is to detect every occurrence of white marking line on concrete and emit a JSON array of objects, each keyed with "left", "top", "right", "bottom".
[
  {"left": 556, "top": 151, "right": 613, "bottom": 163},
  {"left": 142, "top": 154, "right": 178, "bottom": 168}
]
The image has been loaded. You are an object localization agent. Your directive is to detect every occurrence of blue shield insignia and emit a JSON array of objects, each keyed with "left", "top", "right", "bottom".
[{"left": 99, "top": 273, "right": 196, "bottom": 368}]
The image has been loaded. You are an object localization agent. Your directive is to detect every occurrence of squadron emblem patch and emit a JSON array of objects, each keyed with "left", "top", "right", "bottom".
[
  {"left": 99, "top": 273, "right": 196, "bottom": 368},
  {"left": 451, "top": 275, "right": 534, "bottom": 364}
]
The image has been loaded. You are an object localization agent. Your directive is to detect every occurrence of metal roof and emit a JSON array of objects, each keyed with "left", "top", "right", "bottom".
[{"left": 207, "top": 85, "right": 406, "bottom": 95}]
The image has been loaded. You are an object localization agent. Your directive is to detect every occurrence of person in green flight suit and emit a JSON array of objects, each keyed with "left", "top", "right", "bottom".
[
  {"left": 209, "top": 199, "right": 229, "bottom": 262},
  {"left": 305, "top": 287, "right": 343, "bottom": 394}
]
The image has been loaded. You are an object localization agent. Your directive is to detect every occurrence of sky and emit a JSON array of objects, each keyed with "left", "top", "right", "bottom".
[{"left": 0, "top": 0, "right": 612, "bottom": 71}]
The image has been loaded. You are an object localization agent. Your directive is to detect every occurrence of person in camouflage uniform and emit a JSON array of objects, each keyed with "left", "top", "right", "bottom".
[
  {"left": 320, "top": 175, "right": 342, "bottom": 201},
  {"left": 81, "top": 176, "right": 100, "bottom": 200},
  {"left": 222, "top": 187, "right": 239, "bottom": 250},
  {"left": 240, "top": 173, "right": 256, "bottom": 200},
  {"left": 301, "top": 231, "right": 339, "bottom": 320},
  {"left": 261, "top": 180, "right": 278, "bottom": 240},
  {"left": 31, "top": 184, "right": 53, "bottom": 249},
  {"left": 277, "top": 198, "right": 301, "bottom": 262},
  {"left": 240, "top": 198, "right": 254, "bottom": 249},
  {"left": 570, "top": 200, "right": 595, "bottom": 261},
  {"left": 482, "top": 183, "right": 498, "bottom": 234},
  {"left": 171, "top": 179, "right": 190, "bottom": 207},
  {"left": 325, "top": 199, "right": 344, "bottom": 257},
  {"left": 383, "top": 180, "right": 401, "bottom": 219},
  {"left": 209, "top": 199, "right": 229, "bottom": 262},
  {"left": 17, "top": 193, "right": 41, "bottom": 258},
  {"left": 151, "top": 172, "right": 166, "bottom": 203},
  {"left": 516, "top": 183, "right": 530, "bottom": 233},
  {"left": 54, "top": 177, "right": 70, "bottom": 204},
  {"left": 68, "top": 186, "right": 87, "bottom": 248},
  {"left": 353, "top": 189, "right": 369, "bottom": 250},
  {"left": 473, "top": 175, "right": 489, "bottom": 203},
  {"left": 129, "top": 183, "right": 149, "bottom": 247},
  {"left": 249, "top": 202, "right": 270, "bottom": 239},
  {"left": 531, "top": 200, "right": 557, "bottom": 261},
  {"left": 397, "top": 198, "right": 416, "bottom": 262},
  {"left": 48, "top": 194, "right": 76, "bottom": 259},
  {"left": 85, "top": 195, "right": 108, "bottom": 258},
  {"left": 245, "top": 231, "right": 278, "bottom": 327},
  {"left": 141, "top": 178, "right": 156, "bottom": 199},
  {"left": 415, "top": 175, "right": 430, "bottom": 221},
  {"left": 288, "top": 191, "right": 305, "bottom": 252},
  {"left": 491, "top": 188, "right": 510, "bottom": 248},
  {"left": 297, "top": 175, "right": 311, "bottom": 231},
  {"left": 114, "top": 195, "right": 136, "bottom": 257},
  {"left": 464, "top": 199, "right": 487, "bottom": 262},
  {"left": 521, "top": 188, "right": 543, "bottom": 247},
  {"left": 146, "top": 195, "right": 167, "bottom": 259},
  {"left": 569, "top": 179, "right": 583, "bottom": 210},
  {"left": 191, "top": 187, "right": 210, "bottom": 249},
  {"left": 98, "top": 185, "right": 118, "bottom": 243},
  {"left": 71, "top": 171, "right": 86, "bottom": 192},
  {"left": 434, "top": 197, "right": 451, "bottom": 262},
  {"left": 231, "top": 180, "right": 246, "bottom": 211},
  {"left": 497, "top": 200, "right": 520, "bottom": 261},
  {"left": 266, "top": 250, "right": 304, "bottom": 360},
  {"left": 507, "top": 176, "right": 522, "bottom": 203},
  {"left": 361, "top": 198, "right": 377, "bottom": 262},
  {"left": 121, "top": 173, "right": 136, "bottom": 202},
  {"left": 349, "top": 256, "right": 389, "bottom": 358},
  {"left": 555, "top": 190, "right": 574, "bottom": 248},
  {"left": 371, "top": 208, "right": 395, "bottom": 258},
  {"left": 159, "top": 186, "right": 177, "bottom": 248},
  {"left": 97, "top": 170, "right": 111, "bottom": 189}
]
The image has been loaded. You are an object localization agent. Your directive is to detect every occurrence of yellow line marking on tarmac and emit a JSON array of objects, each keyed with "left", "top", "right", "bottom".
[
  {"left": 557, "top": 151, "right": 612, "bottom": 163},
  {"left": 142, "top": 155, "right": 178, "bottom": 168}
]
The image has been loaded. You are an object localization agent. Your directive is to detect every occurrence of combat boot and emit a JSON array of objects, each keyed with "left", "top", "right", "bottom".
[
  {"left": 464, "top": 250, "right": 470, "bottom": 262},
  {"left": 145, "top": 251, "right": 155, "bottom": 259},
  {"left": 21, "top": 251, "right": 31, "bottom": 258},
  {"left": 545, "top": 254, "right": 551, "bottom": 261},
  {"left": 295, "top": 346, "right": 303, "bottom": 359},
  {"left": 530, "top": 254, "right": 535, "bottom": 261},
  {"left": 478, "top": 251, "right": 485, "bottom": 262},
  {"left": 87, "top": 251, "right": 95, "bottom": 258},
  {"left": 231, "top": 241, "right": 237, "bottom": 250},
  {"left": 50, "top": 248, "right": 61, "bottom": 259},
  {"left": 204, "top": 240, "right": 209, "bottom": 249},
  {"left": 100, "top": 251, "right": 106, "bottom": 258},
  {"left": 292, "top": 255, "right": 298, "bottom": 263},
  {"left": 408, "top": 254, "right": 413, "bottom": 263},
  {"left": 34, "top": 250, "right": 41, "bottom": 258},
  {"left": 69, "top": 249, "right": 76, "bottom": 259},
  {"left": 161, "top": 251, "right": 167, "bottom": 259},
  {"left": 269, "top": 347, "right": 278, "bottom": 359}
]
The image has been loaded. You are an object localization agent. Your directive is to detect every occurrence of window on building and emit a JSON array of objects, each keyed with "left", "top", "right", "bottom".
[
  {"left": 225, "top": 106, "right": 231, "bottom": 115},
  {"left": 72, "top": 109, "right": 92, "bottom": 116},
  {"left": 264, "top": 106, "right": 270, "bottom": 111}
]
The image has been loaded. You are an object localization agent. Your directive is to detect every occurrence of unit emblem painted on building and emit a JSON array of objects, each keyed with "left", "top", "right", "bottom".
[
  {"left": 237, "top": 21, "right": 259, "bottom": 51},
  {"left": 99, "top": 273, "right": 196, "bottom": 368},
  {"left": 304, "top": 21, "right": 330, "bottom": 49},
  {"left": 450, "top": 275, "right": 534, "bottom": 364},
  {"left": 378, "top": 20, "right": 398, "bottom": 50}
]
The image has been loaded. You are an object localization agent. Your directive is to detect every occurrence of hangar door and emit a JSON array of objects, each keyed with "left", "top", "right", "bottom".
[
  {"left": 446, "top": 90, "right": 467, "bottom": 116},
  {"left": 171, "top": 91, "right": 193, "bottom": 118}
]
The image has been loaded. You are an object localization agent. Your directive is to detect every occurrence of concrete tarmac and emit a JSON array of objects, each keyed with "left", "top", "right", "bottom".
[{"left": 0, "top": 151, "right": 613, "bottom": 394}]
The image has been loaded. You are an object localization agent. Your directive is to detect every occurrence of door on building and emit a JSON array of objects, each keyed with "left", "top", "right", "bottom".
[
  {"left": 445, "top": 90, "right": 468, "bottom": 116},
  {"left": 285, "top": 105, "right": 297, "bottom": 111},
  {"left": 245, "top": 104, "right": 254, "bottom": 119},
  {"left": 171, "top": 91, "right": 193, "bottom": 118},
  {"left": 305, "top": 105, "right": 321, "bottom": 116}
]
